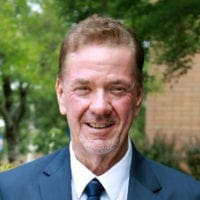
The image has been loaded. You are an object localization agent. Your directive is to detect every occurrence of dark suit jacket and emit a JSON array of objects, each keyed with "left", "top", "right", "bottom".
[{"left": 0, "top": 144, "right": 200, "bottom": 200}]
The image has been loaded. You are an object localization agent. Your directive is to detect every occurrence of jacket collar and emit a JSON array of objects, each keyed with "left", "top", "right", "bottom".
[
  {"left": 127, "top": 143, "right": 162, "bottom": 200},
  {"left": 39, "top": 147, "right": 72, "bottom": 200}
]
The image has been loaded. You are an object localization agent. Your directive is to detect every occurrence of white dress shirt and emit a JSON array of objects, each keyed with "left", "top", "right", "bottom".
[{"left": 70, "top": 139, "right": 132, "bottom": 200}]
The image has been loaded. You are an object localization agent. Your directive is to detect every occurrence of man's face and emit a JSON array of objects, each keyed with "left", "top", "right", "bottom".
[{"left": 56, "top": 45, "right": 143, "bottom": 159}]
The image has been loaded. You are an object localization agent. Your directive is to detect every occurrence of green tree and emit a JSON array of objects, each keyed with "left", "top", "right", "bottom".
[
  {"left": 0, "top": 0, "right": 34, "bottom": 162},
  {"left": 0, "top": 0, "right": 67, "bottom": 162}
]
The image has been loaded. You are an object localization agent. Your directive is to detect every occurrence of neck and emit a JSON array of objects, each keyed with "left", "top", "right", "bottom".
[{"left": 73, "top": 140, "right": 128, "bottom": 176}]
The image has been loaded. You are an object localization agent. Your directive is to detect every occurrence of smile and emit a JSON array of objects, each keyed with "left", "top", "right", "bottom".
[{"left": 87, "top": 123, "right": 113, "bottom": 129}]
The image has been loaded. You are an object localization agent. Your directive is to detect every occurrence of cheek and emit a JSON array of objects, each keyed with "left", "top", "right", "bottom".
[
  {"left": 113, "top": 97, "right": 135, "bottom": 121},
  {"left": 65, "top": 95, "right": 89, "bottom": 120}
]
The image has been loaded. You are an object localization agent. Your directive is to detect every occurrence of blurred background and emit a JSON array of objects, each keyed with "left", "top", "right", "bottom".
[{"left": 0, "top": 0, "right": 200, "bottom": 179}]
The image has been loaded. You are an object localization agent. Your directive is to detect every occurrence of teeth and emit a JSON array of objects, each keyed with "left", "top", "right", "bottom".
[{"left": 88, "top": 123, "right": 111, "bottom": 129}]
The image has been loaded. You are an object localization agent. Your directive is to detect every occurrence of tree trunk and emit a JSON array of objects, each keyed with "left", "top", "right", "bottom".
[
  {"left": 5, "top": 127, "right": 18, "bottom": 162},
  {"left": 1, "top": 75, "right": 28, "bottom": 162}
]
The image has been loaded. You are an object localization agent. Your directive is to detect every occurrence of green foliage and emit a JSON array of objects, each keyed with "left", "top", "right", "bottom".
[
  {"left": 0, "top": 161, "right": 19, "bottom": 172},
  {"left": 0, "top": 0, "right": 39, "bottom": 80},
  {"left": 119, "top": 0, "right": 200, "bottom": 79},
  {"left": 0, "top": 0, "right": 67, "bottom": 160},
  {"left": 130, "top": 104, "right": 146, "bottom": 141},
  {"left": 134, "top": 136, "right": 200, "bottom": 180},
  {"left": 136, "top": 135, "right": 181, "bottom": 170},
  {"left": 33, "top": 118, "right": 69, "bottom": 154},
  {"left": 185, "top": 139, "right": 200, "bottom": 180}
]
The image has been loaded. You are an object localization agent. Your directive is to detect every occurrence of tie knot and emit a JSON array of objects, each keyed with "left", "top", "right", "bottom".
[{"left": 85, "top": 178, "right": 104, "bottom": 199}]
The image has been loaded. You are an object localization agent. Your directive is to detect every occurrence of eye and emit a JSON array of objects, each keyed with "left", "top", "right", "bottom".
[
  {"left": 74, "top": 86, "right": 91, "bottom": 95},
  {"left": 110, "top": 86, "right": 127, "bottom": 95}
]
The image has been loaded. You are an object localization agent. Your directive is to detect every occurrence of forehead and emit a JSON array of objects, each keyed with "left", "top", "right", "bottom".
[{"left": 64, "top": 45, "right": 135, "bottom": 74}]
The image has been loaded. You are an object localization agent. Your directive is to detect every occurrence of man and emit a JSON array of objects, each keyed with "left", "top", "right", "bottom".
[{"left": 0, "top": 15, "right": 199, "bottom": 200}]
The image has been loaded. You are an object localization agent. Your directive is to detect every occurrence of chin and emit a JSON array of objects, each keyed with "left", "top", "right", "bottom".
[{"left": 85, "top": 139, "right": 119, "bottom": 155}]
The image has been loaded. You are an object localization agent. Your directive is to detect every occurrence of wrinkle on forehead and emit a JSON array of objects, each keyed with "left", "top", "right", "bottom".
[
  {"left": 67, "top": 45, "right": 134, "bottom": 67},
  {"left": 62, "top": 45, "right": 136, "bottom": 84}
]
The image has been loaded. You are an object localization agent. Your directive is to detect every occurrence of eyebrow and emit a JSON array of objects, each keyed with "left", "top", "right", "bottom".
[
  {"left": 109, "top": 80, "right": 130, "bottom": 85},
  {"left": 69, "top": 78, "right": 134, "bottom": 88},
  {"left": 70, "top": 78, "right": 90, "bottom": 86}
]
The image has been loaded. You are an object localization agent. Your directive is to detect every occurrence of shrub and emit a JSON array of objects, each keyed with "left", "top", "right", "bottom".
[
  {"left": 0, "top": 162, "right": 19, "bottom": 172},
  {"left": 185, "top": 139, "right": 200, "bottom": 180},
  {"left": 136, "top": 135, "right": 181, "bottom": 170}
]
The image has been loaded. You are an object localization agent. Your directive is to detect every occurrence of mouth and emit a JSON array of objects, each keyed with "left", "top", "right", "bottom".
[{"left": 86, "top": 122, "right": 114, "bottom": 129}]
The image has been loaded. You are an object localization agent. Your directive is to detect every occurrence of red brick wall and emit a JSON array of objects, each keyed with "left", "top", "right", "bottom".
[{"left": 146, "top": 54, "right": 200, "bottom": 143}]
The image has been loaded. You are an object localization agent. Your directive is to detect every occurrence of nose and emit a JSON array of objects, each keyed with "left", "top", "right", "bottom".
[{"left": 89, "top": 90, "right": 112, "bottom": 115}]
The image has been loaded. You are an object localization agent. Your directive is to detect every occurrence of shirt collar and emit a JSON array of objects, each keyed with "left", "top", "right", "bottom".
[
  {"left": 70, "top": 143, "right": 95, "bottom": 198},
  {"left": 70, "top": 139, "right": 132, "bottom": 199}
]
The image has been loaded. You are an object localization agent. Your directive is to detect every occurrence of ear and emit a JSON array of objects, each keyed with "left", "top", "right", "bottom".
[
  {"left": 134, "top": 85, "right": 143, "bottom": 117},
  {"left": 55, "top": 78, "right": 67, "bottom": 115}
]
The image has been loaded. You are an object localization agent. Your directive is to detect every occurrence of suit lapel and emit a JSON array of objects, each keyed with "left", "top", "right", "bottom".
[
  {"left": 127, "top": 143, "right": 162, "bottom": 200},
  {"left": 127, "top": 178, "right": 162, "bottom": 200},
  {"left": 38, "top": 143, "right": 162, "bottom": 200},
  {"left": 39, "top": 147, "right": 72, "bottom": 200}
]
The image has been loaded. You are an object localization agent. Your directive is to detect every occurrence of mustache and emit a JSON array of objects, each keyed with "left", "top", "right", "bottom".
[{"left": 84, "top": 114, "right": 117, "bottom": 123}]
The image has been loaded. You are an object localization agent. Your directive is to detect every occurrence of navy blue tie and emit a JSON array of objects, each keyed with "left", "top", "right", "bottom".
[{"left": 85, "top": 178, "right": 105, "bottom": 200}]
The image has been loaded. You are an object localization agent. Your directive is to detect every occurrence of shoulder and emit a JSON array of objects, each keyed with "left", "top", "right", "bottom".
[
  {"left": 0, "top": 147, "right": 68, "bottom": 186},
  {"left": 132, "top": 145, "right": 200, "bottom": 199},
  {"left": 147, "top": 157, "right": 200, "bottom": 197},
  {"left": 133, "top": 143, "right": 200, "bottom": 186}
]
